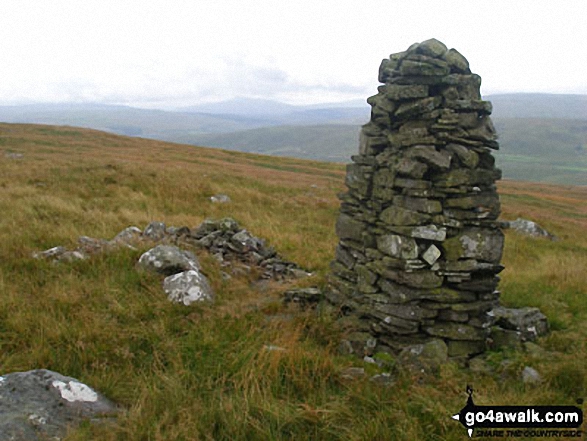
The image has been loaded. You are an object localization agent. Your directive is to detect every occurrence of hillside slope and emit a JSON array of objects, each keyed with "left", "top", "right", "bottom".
[
  {"left": 182, "top": 117, "right": 587, "bottom": 185},
  {"left": 0, "top": 103, "right": 279, "bottom": 136},
  {"left": 182, "top": 124, "right": 361, "bottom": 161},
  {"left": 1, "top": 94, "right": 585, "bottom": 184},
  {"left": 1, "top": 123, "right": 586, "bottom": 439}
]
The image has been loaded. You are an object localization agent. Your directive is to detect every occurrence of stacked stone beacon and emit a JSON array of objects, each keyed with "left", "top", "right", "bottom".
[{"left": 329, "top": 39, "right": 504, "bottom": 359}]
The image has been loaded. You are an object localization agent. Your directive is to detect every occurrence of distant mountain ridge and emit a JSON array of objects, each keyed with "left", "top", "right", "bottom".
[
  {"left": 488, "top": 93, "right": 587, "bottom": 119},
  {"left": 0, "top": 93, "right": 585, "bottom": 184},
  {"left": 177, "top": 97, "right": 368, "bottom": 116}
]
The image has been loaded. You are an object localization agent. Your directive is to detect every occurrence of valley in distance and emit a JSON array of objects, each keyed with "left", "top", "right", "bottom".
[{"left": 1, "top": 93, "right": 586, "bottom": 185}]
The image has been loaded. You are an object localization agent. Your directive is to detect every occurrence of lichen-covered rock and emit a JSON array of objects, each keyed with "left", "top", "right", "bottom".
[
  {"left": 137, "top": 245, "right": 200, "bottom": 276},
  {"left": 191, "top": 217, "right": 308, "bottom": 280},
  {"left": 506, "top": 218, "right": 556, "bottom": 240},
  {"left": 163, "top": 270, "right": 214, "bottom": 305},
  {"left": 142, "top": 221, "right": 167, "bottom": 241},
  {"left": 31, "top": 218, "right": 308, "bottom": 288},
  {"left": 282, "top": 287, "right": 322, "bottom": 307},
  {"left": 32, "top": 246, "right": 67, "bottom": 260},
  {"left": 398, "top": 339, "right": 448, "bottom": 373},
  {"left": 336, "top": 213, "right": 367, "bottom": 241},
  {"left": 489, "top": 306, "right": 549, "bottom": 341},
  {"left": 229, "top": 229, "right": 264, "bottom": 253},
  {"left": 442, "top": 228, "right": 504, "bottom": 262},
  {"left": 489, "top": 326, "right": 523, "bottom": 350},
  {"left": 57, "top": 250, "right": 88, "bottom": 262},
  {"left": 111, "top": 226, "right": 142, "bottom": 244},
  {"left": 0, "top": 369, "right": 118, "bottom": 441},
  {"left": 522, "top": 366, "right": 542, "bottom": 384},
  {"left": 77, "top": 235, "right": 111, "bottom": 254}
]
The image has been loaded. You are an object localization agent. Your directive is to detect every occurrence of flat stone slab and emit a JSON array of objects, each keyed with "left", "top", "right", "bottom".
[{"left": 0, "top": 369, "right": 118, "bottom": 441}]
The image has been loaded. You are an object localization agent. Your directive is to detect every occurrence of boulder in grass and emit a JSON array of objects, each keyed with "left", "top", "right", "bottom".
[
  {"left": 522, "top": 366, "right": 542, "bottom": 385},
  {"left": 57, "top": 250, "right": 88, "bottom": 262},
  {"left": 0, "top": 369, "right": 118, "bottom": 441},
  {"left": 398, "top": 339, "right": 448, "bottom": 374},
  {"left": 489, "top": 306, "right": 549, "bottom": 341},
  {"left": 210, "top": 194, "right": 231, "bottom": 203},
  {"left": 111, "top": 226, "right": 142, "bottom": 245},
  {"left": 506, "top": 218, "right": 557, "bottom": 240},
  {"left": 32, "top": 246, "right": 67, "bottom": 260},
  {"left": 77, "top": 236, "right": 111, "bottom": 255},
  {"left": 142, "top": 221, "right": 167, "bottom": 241},
  {"left": 163, "top": 270, "right": 214, "bottom": 305},
  {"left": 137, "top": 245, "right": 201, "bottom": 276}
]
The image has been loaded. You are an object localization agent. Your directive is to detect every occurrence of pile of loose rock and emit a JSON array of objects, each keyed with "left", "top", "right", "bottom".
[
  {"left": 190, "top": 218, "right": 310, "bottom": 280},
  {"left": 33, "top": 218, "right": 310, "bottom": 300},
  {"left": 21, "top": 218, "right": 310, "bottom": 437},
  {"left": 328, "top": 39, "right": 507, "bottom": 359},
  {"left": 136, "top": 243, "right": 214, "bottom": 305}
]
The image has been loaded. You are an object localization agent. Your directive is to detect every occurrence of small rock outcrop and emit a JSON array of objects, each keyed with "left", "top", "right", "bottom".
[
  {"left": 328, "top": 39, "right": 504, "bottom": 359},
  {"left": 0, "top": 369, "right": 118, "bottom": 441},
  {"left": 33, "top": 225, "right": 145, "bottom": 262}
]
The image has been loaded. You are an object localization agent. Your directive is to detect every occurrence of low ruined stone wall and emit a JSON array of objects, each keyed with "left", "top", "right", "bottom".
[{"left": 328, "top": 39, "right": 504, "bottom": 358}]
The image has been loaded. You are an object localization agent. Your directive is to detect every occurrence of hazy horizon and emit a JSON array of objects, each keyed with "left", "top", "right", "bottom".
[
  {"left": 1, "top": 1, "right": 586, "bottom": 109},
  {"left": 1, "top": 92, "right": 586, "bottom": 113}
]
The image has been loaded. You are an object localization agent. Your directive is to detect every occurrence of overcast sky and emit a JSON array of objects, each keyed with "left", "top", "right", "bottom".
[{"left": 1, "top": 0, "right": 585, "bottom": 108}]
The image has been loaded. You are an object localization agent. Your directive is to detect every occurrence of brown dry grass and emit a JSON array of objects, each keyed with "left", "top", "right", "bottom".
[{"left": 0, "top": 123, "right": 585, "bottom": 440}]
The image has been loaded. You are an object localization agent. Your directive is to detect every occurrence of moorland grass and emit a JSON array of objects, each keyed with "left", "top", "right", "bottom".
[{"left": 0, "top": 123, "right": 585, "bottom": 440}]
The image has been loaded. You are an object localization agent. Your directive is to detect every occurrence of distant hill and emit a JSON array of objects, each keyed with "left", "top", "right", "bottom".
[
  {"left": 178, "top": 97, "right": 299, "bottom": 116},
  {"left": 177, "top": 97, "right": 368, "bottom": 116},
  {"left": 0, "top": 94, "right": 585, "bottom": 184},
  {"left": 492, "top": 117, "right": 587, "bottom": 185},
  {"left": 488, "top": 93, "right": 587, "bottom": 119},
  {"left": 0, "top": 102, "right": 367, "bottom": 139},
  {"left": 174, "top": 94, "right": 587, "bottom": 185},
  {"left": 185, "top": 124, "right": 360, "bottom": 161},
  {"left": 183, "top": 116, "right": 587, "bottom": 185},
  {"left": 0, "top": 103, "right": 278, "bottom": 137}
]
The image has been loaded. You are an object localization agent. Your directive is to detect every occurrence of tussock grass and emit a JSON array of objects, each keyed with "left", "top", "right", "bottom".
[{"left": 1, "top": 123, "right": 585, "bottom": 440}]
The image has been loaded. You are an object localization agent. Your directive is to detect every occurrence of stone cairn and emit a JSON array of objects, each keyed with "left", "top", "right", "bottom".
[{"left": 328, "top": 39, "right": 504, "bottom": 359}]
